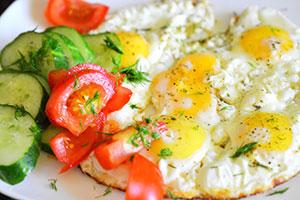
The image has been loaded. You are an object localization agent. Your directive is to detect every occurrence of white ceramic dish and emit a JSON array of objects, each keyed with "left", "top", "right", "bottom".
[{"left": 0, "top": 0, "right": 300, "bottom": 199}]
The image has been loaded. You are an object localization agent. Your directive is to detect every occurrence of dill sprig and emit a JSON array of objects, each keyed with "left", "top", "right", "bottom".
[
  {"left": 231, "top": 142, "right": 257, "bottom": 159},
  {"left": 119, "top": 60, "right": 149, "bottom": 84},
  {"left": 104, "top": 36, "right": 123, "bottom": 54}
]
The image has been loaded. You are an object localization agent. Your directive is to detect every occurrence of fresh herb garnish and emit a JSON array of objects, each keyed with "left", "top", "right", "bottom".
[
  {"left": 15, "top": 105, "right": 26, "bottom": 119},
  {"left": 231, "top": 142, "right": 257, "bottom": 159},
  {"left": 130, "top": 104, "right": 139, "bottom": 109},
  {"left": 250, "top": 160, "right": 271, "bottom": 170},
  {"left": 158, "top": 148, "right": 173, "bottom": 159},
  {"left": 95, "top": 186, "right": 112, "bottom": 198},
  {"left": 112, "top": 56, "right": 121, "bottom": 68},
  {"left": 145, "top": 118, "right": 152, "bottom": 124},
  {"left": 48, "top": 179, "right": 58, "bottom": 191},
  {"left": 85, "top": 91, "right": 101, "bottom": 115},
  {"left": 166, "top": 189, "right": 177, "bottom": 200},
  {"left": 101, "top": 187, "right": 112, "bottom": 196},
  {"left": 104, "top": 36, "right": 123, "bottom": 54},
  {"left": 267, "top": 187, "right": 289, "bottom": 196},
  {"left": 220, "top": 106, "right": 229, "bottom": 111},
  {"left": 151, "top": 132, "right": 160, "bottom": 140},
  {"left": 119, "top": 60, "right": 149, "bottom": 84},
  {"left": 128, "top": 124, "right": 158, "bottom": 149},
  {"left": 73, "top": 76, "right": 79, "bottom": 90}
]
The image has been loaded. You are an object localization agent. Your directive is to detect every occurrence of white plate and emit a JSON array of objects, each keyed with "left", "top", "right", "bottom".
[{"left": 0, "top": 0, "right": 300, "bottom": 199}]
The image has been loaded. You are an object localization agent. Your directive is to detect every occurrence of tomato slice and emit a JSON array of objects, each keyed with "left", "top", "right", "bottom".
[
  {"left": 48, "top": 69, "right": 68, "bottom": 89},
  {"left": 102, "top": 86, "right": 132, "bottom": 115},
  {"left": 50, "top": 112, "right": 107, "bottom": 173},
  {"left": 48, "top": 64, "right": 109, "bottom": 90},
  {"left": 126, "top": 154, "right": 164, "bottom": 200},
  {"left": 46, "top": 68, "right": 115, "bottom": 136},
  {"left": 45, "top": 0, "right": 109, "bottom": 34},
  {"left": 94, "top": 121, "right": 167, "bottom": 170}
]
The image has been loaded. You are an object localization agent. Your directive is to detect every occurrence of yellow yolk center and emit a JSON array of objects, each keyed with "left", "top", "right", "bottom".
[
  {"left": 150, "top": 115, "right": 207, "bottom": 159},
  {"left": 151, "top": 54, "right": 216, "bottom": 117},
  {"left": 117, "top": 32, "right": 149, "bottom": 67},
  {"left": 239, "top": 112, "right": 292, "bottom": 151},
  {"left": 240, "top": 25, "right": 293, "bottom": 60}
]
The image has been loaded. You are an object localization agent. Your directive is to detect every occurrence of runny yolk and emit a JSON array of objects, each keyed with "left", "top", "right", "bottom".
[
  {"left": 240, "top": 25, "right": 293, "bottom": 60},
  {"left": 239, "top": 112, "right": 292, "bottom": 151},
  {"left": 150, "top": 115, "right": 207, "bottom": 159},
  {"left": 117, "top": 32, "right": 149, "bottom": 67},
  {"left": 151, "top": 54, "right": 216, "bottom": 117}
]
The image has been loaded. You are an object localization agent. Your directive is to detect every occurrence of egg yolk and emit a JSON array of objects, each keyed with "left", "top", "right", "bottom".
[
  {"left": 117, "top": 32, "right": 149, "bottom": 67},
  {"left": 151, "top": 54, "right": 216, "bottom": 116},
  {"left": 239, "top": 112, "right": 292, "bottom": 151},
  {"left": 240, "top": 25, "right": 293, "bottom": 60},
  {"left": 150, "top": 115, "right": 207, "bottom": 159}
]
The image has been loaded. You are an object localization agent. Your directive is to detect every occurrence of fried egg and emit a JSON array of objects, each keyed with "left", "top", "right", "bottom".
[{"left": 81, "top": 2, "right": 300, "bottom": 200}]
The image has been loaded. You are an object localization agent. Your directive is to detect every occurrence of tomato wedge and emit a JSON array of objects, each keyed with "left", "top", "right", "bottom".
[
  {"left": 50, "top": 112, "right": 107, "bottom": 173},
  {"left": 94, "top": 121, "right": 167, "bottom": 170},
  {"left": 46, "top": 68, "right": 115, "bottom": 136},
  {"left": 102, "top": 86, "right": 133, "bottom": 114},
  {"left": 48, "top": 64, "right": 109, "bottom": 90},
  {"left": 48, "top": 69, "right": 68, "bottom": 89},
  {"left": 45, "top": 0, "right": 109, "bottom": 34},
  {"left": 126, "top": 154, "right": 164, "bottom": 200}
]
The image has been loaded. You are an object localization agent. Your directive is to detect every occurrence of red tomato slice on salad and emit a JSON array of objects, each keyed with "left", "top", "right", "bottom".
[
  {"left": 126, "top": 154, "right": 164, "bottom": 200},
  {"left": 94, "top": 121, "right": 167, "bottom": 170},
  {"left": 50, "top": 113, "right": 107, "bottom": 173},
  {"left": 45, "top": 0, "right": 109, "bottom": 34},
  {"left": 102, "top": 86, "right": 133, "bottom": 114},
  {"left": 45, "top": 68, "right": 115, "bottom": 136}
]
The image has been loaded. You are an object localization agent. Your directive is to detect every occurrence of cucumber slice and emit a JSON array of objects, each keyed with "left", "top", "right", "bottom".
[
  {"left": 30, "top": 74, "right": 50, "bottom": 95},
  {"left": 0, "top": 31, "right": 43, "bottom": 71},
  {"left": 48, "top": 26, "right": 94, "bottom": 63},
  {"left": 41, "top": 125, "right": 64, "bottom": 154},
  {"left": 0, "top": 105, "right": 41, "bottom": 185},
  {"left": 84, "top": 32, "right": 123, "bottom": 70},
  {"left": 45, "top": 31, "right": 85, "bottom": 68},
  {"left": 38, "top": 34, "right": 70, "bottom": 78},
  {"left": 0, "top": 31, "right": 70, "bottom": 78},
  {"left": 0, "top": 72, "right": 45, "bottom": 119}
]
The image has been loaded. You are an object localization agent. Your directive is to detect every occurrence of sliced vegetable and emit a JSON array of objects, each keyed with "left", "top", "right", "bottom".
[
  {"left": 0, "top": 72, "right": 46, "bottom": 119},
  {"left": 47, "top": 26, "right": 94, "bottom": 62},
  {"left": 102, "top": 86, "right": 132, "bottom": 114},
  {"left": 50, "top": 112, "right": 106, "bottom": 173},
  {"left": 0, "top": 31, "right": 71, "bottom": 78},
  {"left": 0, "top": 31, "right": 43, "bottom": 70},
  {"left": 94, "top": 121, "right": 167, "bottom": 170},
  {"left": 45, "top": 65, "right": 115, "bottom": 135},
  {"left": 125, "top": 154, "right": 164, "bottom": 200},
  {"left": 41, "top": 125, "right": 64, "bottom": 154},
  {"left": 44, "top": 31, "right": 85, "bottom": 67},
  {"left": 84, "top": 32, "right": 122, "bottom": 70},
  {"left": 30, "top": 73, "right": 51, "bottom": 95},
  {"left": 0, "top": 105, "right": 41, "bottom": 185},
  {"left": 45, "top": 0, "right": 109, "bottom": 34}
]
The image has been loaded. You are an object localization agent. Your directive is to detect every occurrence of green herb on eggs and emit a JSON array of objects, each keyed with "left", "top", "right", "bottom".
[
  {"left": 158, "top": 148, "right": 173, "bottom": 159},
  {"left": 231, "top": 142, "right": 257, "bottom": 158}
]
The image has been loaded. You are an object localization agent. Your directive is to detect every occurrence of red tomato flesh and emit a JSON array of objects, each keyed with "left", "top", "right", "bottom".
[
  {"left": 46, "top": 69, "right": 115, "bottom": 136},
  {"left": 126, "top": 154, "right": 164, "bottom": 200},
  {"left": 94, "top": 121, "right": 168, "bottom": 170},
  {"left": 45, "top": 0, "right": 109, "bottom": 34}
]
